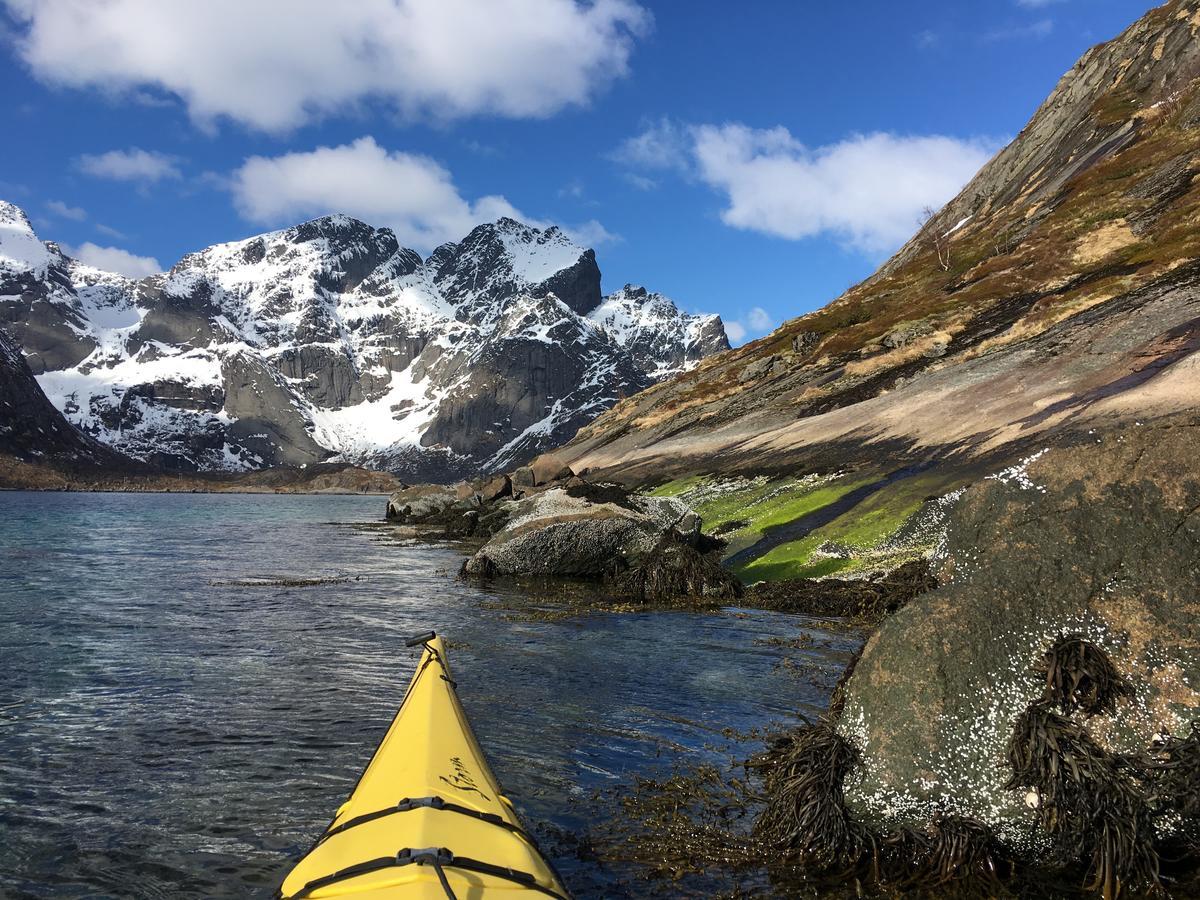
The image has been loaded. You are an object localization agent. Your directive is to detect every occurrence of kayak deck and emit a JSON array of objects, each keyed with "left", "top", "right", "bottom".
[{"left": 279, "top": 635, "right": 569, "bottom": 899}]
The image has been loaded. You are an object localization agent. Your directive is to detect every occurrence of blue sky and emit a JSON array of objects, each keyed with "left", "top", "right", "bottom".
[{"left": 0, "top": 0, "right": 1155, "bottom": 343}]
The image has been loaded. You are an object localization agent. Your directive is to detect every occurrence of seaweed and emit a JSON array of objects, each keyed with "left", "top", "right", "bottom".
[
  {"left": 749, "top": 721, "right": 872, "bottom": 871},
  {"left": 600, "top": 764, "right": 760, "bottom": 878},
  {"left": 1036, "top": 635, "right": 1132, "bottom": 717},
  {"left": 883, "top": 815, "right": 1013, "bottom": 895},
  {"left": 1006, "top": 701, "right": 1160, "bottom": 899},
  {"left": 1137, "top": 724, "right": 1200, "bottom": 845},
  {"left": 608, "top": 529, "right": 743, "bottom": 603}
]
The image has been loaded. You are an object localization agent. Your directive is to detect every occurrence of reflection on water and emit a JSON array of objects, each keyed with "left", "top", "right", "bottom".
[{"left": 0, "top": 491, "right": 858, "bottom": 898}]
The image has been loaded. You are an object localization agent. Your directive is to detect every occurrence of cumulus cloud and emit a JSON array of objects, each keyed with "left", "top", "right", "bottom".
[
  {"left": 723, "top": 306, "right": 774, "bottom": 345},
  {"left": 5, "top": 0, "right": 651, "bottom": 132},
  {"left": 77, "top": 148, "right": 181, "bottom": 183},
  {"left": 46, "top": 199, "right": 86, "bottom": 220},
  {"left": 614, "top": 121, "right": 998, "bottom": 255},
  {"left": 230, "top": 136, "right": 613, "bottom": 250},
  {"left": 692, "top": 125, "right": 998, "bottom": 253},
  {"left": 67, "top": 241, "right": 162, "bottom": 277}
]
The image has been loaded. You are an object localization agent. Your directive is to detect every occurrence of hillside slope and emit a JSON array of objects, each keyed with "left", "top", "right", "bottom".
[{"left": 544, "top": 0, "right": 1200, "bottom": 579}]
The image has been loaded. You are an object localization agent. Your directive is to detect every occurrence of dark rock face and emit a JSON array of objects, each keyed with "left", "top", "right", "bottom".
[
  {"left": 837, "top": 418, "right": 1200, "bottom": 852},
  {"left": 529, "top": 246, "right": 602, "bottom": 315},
  {"left": 0, "top": 330, "right": 128, "bottom": 468},
  {"left": 0, "top": 204, "right": 728, "bottom": 480}
]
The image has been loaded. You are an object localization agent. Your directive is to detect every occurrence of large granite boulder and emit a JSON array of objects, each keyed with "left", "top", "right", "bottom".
[
  {"left": 386, "top": 484, "right": 462, "bottom": 522},
  {"left": 836, "top": 417, "right": 1200, "bottom": 868},
  {"left": 462, "top": 485, "right": 741, "bottom": 601},
  {"left": 462, "top": 487, "right": 687, "bottom": 577}
]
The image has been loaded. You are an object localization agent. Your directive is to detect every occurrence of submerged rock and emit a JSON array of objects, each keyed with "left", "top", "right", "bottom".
[{"left": 835, "top": 418, "right": 1200, "bottom": 874}]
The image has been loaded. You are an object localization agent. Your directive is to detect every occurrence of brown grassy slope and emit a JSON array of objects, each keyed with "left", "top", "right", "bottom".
[{"left": 546, "top": 0, "right": 1200, "bottom": 485}]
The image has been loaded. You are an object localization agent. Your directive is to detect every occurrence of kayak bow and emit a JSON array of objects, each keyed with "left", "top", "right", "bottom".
[{"left": 280, "top": 632, "right": 570, "bottom": 899}]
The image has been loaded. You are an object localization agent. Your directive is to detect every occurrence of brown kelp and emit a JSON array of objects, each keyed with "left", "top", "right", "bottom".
[
  {"left": 1006, "top": 701, "right": 1160, "bottom": 899},
  {"left": 750, "top": 721, "right": 872, "bottom": 871},
  {"left": 1036, "top": 634, "right": 1132, "bottom": 717}
]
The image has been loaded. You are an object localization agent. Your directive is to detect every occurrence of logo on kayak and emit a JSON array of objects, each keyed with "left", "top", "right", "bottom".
[{"left": 439, "top": 755, "right": 491, "bottom": 801}]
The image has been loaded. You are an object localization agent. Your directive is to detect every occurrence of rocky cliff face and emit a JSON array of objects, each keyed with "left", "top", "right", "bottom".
[
  {"left": 0, "top": 205, "right": 729, "bottom": 481},
  {"left": 548, "top": 0, "right": 1200, "bottom": 486},
  {"left": 0, "top": 328, "right": 129, "bottom": 470}
]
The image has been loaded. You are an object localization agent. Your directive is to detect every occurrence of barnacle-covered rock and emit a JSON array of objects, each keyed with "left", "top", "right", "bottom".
[{"left": 837, "top": 417, "right": 1200, "bottom": 862}]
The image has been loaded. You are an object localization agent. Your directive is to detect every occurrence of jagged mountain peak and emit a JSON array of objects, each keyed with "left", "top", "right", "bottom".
[
  {"left": 0, "top": 201, "right": 729, "bottom": 481},
  {"left": 0, "top": 199, "right": 54, "bottom": 277}
]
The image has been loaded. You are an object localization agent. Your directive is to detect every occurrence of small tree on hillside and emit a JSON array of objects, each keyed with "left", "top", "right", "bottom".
[{"left": 919, "top": 205, "right": 953, "bottom": 272}]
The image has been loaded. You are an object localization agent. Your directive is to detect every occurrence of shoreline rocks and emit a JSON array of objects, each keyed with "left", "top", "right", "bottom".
[{"left": 385, "top": 471, "right": 741, "bottom": 603}]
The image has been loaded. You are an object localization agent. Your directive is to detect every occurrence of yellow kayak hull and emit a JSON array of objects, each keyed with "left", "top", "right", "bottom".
[{"left": 280, "top": 635, "right": 569, "bottom": 899}]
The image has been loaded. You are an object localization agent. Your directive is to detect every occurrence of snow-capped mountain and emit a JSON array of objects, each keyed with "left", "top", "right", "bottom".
[{"left": 0, "top": 202, "right": 729, "bottom": 480}]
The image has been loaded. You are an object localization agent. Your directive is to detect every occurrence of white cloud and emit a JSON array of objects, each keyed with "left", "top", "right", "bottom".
[
  {"left": 565, "top": 220, "right": 619, "bottom": 247},
  {"left": 689, "top": 125, "right": 999, "bottom": 254},
  {"left": 67, "top": 241, "right": 162, "bottom": 277},
  {"left": 94, "top": 223, "right": 127, "bottom": 239},
  {"left": 747, "top": 306, "right": 773, "bottom": 332},
  {"left": 46, "top": 199, "right": 86, "bottom": 220},
  {"left": 1015, "top": 0, "right": 1064, "bottom": 7},
  {"left": 623, "top": 172, "right": 659, "bottom": 191},
  {"left": 5, "top": 0, "right": 650, "bottom": 132},
  {"left": 77, "top": 148, "right": 181, "bottom": 183},
  {"left": 723, "top": 306, "right": 774, "bottom": 345},
  {"left": 609, "top": 117, "right": 692, "bottom": 172},
  {"left": 914, "top": 29, "right": 940, "bottom": 49},
  {"left": 230, "top": 136, "right": 614, "bottom": 251}
]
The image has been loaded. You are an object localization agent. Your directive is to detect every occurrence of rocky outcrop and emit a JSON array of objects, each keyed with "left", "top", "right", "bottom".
[
  {"left": 750, "top": 417, "right": 1200, "bottom": 893},
  {"left": 384, "top": 472, "right": 739, "bottom": 601},
  {"left": 463, "top": 486, "right": 739, "bottom": 601},
  {"left": 0, "top": 204, "right": 729, "bottom": 480}
]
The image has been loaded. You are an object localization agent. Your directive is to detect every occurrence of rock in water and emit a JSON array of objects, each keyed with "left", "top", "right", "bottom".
[
  {"left": 463, "top": 486, "right": 740, "bottom": 601},
  {"left": 837, "top": 417, "right": 1200, "bottom": 858},
  {"left": 463, "top": 487, "right": 685, "bottom": 577}
]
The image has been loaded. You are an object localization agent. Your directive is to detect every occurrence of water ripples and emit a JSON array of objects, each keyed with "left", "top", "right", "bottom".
[{"left": 0, "top": 491, "right": 858, "bottom": 897}]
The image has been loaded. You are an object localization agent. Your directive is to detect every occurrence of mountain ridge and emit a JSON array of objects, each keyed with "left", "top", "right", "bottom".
[{"left": 0, "top": 202, "right": 729, "bottom": 482}]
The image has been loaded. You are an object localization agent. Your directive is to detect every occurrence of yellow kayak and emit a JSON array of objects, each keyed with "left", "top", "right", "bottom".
[{"left": 279, "top": 632, "right": 571, "bottom": 899}]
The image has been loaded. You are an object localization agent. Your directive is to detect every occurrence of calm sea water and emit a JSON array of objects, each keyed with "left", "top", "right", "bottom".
[{"left": 0, "top": 491, "right": 858, "bottom": 898}]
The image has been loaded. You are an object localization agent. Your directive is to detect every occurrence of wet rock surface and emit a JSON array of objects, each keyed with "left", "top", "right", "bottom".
[{"left": 385, "top": 472, "right": 741, "bottom": 602}]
